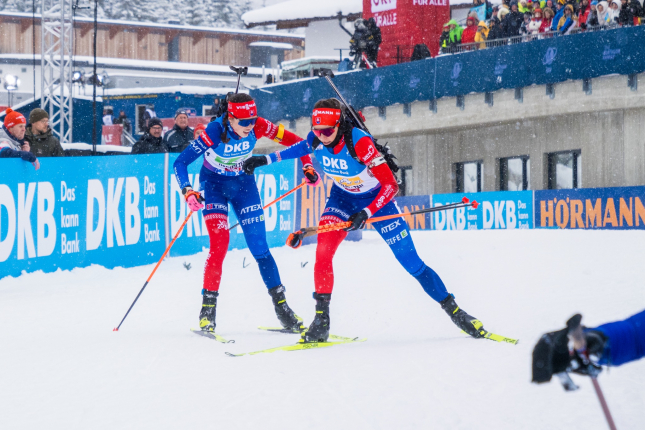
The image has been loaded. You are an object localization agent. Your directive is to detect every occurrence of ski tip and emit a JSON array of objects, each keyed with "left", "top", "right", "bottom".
[{"left": 225, "top": 352, "right": 241, "bottom": 357}]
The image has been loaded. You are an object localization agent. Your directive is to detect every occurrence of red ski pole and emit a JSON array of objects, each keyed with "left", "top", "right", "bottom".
[{"left": 113, "top": 211, "right": 194, "bottom": 331}]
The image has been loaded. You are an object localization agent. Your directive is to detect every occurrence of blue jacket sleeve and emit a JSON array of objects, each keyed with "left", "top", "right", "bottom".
[
  {"left": 552, "top": 10, "right": 563, "bottom": 30},
  {"left": 173, "top": 121, "right": 223, "bottom": 189},
  {"left": 593, "top": 309, "right": 645, "bottom": 367},
  {"left": 559, "top": 17, "right": 573, "bottom": 34},
  {"left": 266, "top": 131, "right": 314, "bottom": 164},
  {"left": 0, "top": 147, "right": 37, "bottom": 162}
]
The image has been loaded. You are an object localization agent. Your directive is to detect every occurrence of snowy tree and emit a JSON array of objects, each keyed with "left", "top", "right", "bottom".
[
  {"left": 182, "top": 0, "right": 211, "bottom": 27},
  {"left": 211, "top": 0, "right": 251, "bottom": 28}
]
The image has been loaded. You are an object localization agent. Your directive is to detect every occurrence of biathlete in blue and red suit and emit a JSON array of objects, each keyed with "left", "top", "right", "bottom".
[
  {"left": 173, "top": 93, "right": 320, "bottom": 333},
  {"left": 242, "top": 98, "right": 486, "bottom": 342}
]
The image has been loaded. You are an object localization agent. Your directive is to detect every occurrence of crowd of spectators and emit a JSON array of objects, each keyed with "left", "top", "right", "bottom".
[
  {"left": 131, "top": 109, "right": 197, "bottom": 155},
  {"left": 440, "top": 0, "right": 644, "bottom": 53}
]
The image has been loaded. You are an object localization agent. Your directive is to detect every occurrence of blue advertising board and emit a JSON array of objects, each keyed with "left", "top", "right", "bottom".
[
  {"left": 534, "top": 186, "right": 645, "bottom": 229},
  {"left": 432, "top": 191, "right": 533, "bottom": 230},
  {"left": 0, "top": 156, "right": 167, "bottom": 278}
]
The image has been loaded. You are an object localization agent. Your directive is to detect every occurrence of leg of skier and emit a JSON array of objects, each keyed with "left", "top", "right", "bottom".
[
  {"left": 230, "top": 174, "right": 303, "bottom": 331},
  {"left": 371, "top": 199, "right": 486, "bottom": 338},
  {"left": 198, "top": 183, "right": 230, "bottom": 332}
]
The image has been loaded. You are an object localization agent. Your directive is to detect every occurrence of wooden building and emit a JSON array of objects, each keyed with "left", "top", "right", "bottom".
[{"left": 0, "top": 11, "right": 304, "bottom": 66}]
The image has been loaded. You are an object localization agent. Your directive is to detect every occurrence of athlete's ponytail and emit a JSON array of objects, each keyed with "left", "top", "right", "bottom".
[{"left": 222, "top": 93, "right": 255, "bottom": 144}]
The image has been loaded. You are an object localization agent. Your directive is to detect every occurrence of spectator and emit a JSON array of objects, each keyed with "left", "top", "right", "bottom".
[
  {"left": 448, "top": 19, "right": 464, "bottom": 45},
  {"left": 529, "top": 8, "right": 544, "bottom": 33},
  {"left": 462, "top": 16, "right": 479, "bottom": 44},
  {"left": 472, "top": 0, "right": 494, "bottom": 19},
  {"left": 545, "top": 0, "right": 555, "bottom": 9},
  {"left": 503, "top": 2, "right": 525, "bottom": 37},
  {"left": 194, "top": 123, "right": 206, "bottom": 140},
  {"left": 142, "top": 104, "right": 156, "bottom": 130},
  {"left": 628, "top": 0, "right": 643, "bottom": 25},
  {"left": 607, "top": 0, "right": 621, "bottom": 23},
  {"left": 588, "top": 1, "right": 600, "bottom": 26},
  {"left": 596, "top": 1, "right": 610, "bottom": 24},
  {"left": 131, "top": 118, "right": 167, "bottom": 154},
  {"left": 102, "top": 107, "right": 113, "bottom": 125},
  {"left": 519, "top": 0, "right": 531, "bottom": 12},
  {"left": 25, "top": 108, "right": 63, "bottom": 157},
  {"left": 557, "top": 4, "right": 579, "bottom": 33},
  {"left": 163, "top": 109, "right": 194, "bottom": 153},
  {"left": 0, "top": 108, "right": 39, "bottom": 170},
  {"left": 498, "top": 6, "right": 511, "bottom": 28},
  {"left": 618, "top": 0, "right": 633, "bottom": 24},
  {"left": 488, "top": 16, "right": 506, "bottom": 39},
  {"left": 520, "top": 12, "right": 533, "bottom": 34},
  {"left": 365, "top": 17, "right": 382, "bottom": 65},
  {"left": 440, "top": 22, "right": 452, "bottom": 52},
  {"left": 492, "top": 5, "right": 500, "bottom": 19},
  {"left": 578, "top": 0, "right": 592, "bottom": 27},
  {"left": 552, "top": 0, "right": 566, "bottom": 30},
  {"left": 113, "top": 110, "right": 132, "bottom": 135},
  {"left": 475, "top": 21, "right": 489, "bottom": 49},
  {"left": 540, "top": 7, "right": 556, "bottom": 30}
]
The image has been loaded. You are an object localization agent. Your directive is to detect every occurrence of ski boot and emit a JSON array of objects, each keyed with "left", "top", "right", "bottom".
[
  {"left": 268, "top": 285, "right": 304, "bottom": 332},
  {"left": 302, "top": 292, "right": 331, "bottom": 343},
  {"left": 199, "top": 290, "right": 218, "bottom": 332},
  {"left": 440, "top": 294, "right": 484, "bottom": 338}
]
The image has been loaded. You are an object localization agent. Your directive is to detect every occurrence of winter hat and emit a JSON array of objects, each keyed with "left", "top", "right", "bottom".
[
  {"left": 175, "top": 108, "right": 188, "bottom": 118},
  {"left": 29, "top": 108, "right": 49, "bottom": 125},
  {"left": 591, "top": 1, "right": 598, "bottom": 4},
  {"left": 194, "top": 123, "right": 206, "bottom": 139},
  {"left": 148, "top": 117, "right": 163, "bottom": 130},
  {"left": 4, "top": 108, "right": 26, "bottom": 129}
]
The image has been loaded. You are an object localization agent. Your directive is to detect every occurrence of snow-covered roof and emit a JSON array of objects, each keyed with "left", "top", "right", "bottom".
[
  {"left": 248, "top": 42, "right": 294, "bottom": 50},
  {"left": 0, "top": 11, "right": 304, "bottom": 40},
  {"left": 102, "top": 86, "right": 237, "bottom": 97},
  {"left": 242, "top": 0, "right": 362, "bottom": 28},
  {"left": 0, "top": 54, "right": 265, "bottom": 77}
]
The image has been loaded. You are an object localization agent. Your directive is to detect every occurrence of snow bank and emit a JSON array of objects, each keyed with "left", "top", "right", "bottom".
[
  {"left": 243, "top": 0, "right": 363, "bottom": 26},
  {"left": 0, "top": 229, "right": 643, "bottom": 429}
]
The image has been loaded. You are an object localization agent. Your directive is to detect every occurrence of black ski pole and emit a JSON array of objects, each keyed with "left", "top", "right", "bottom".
[{"left": 319, "top": 68, "right": 368, "bottom": 131}]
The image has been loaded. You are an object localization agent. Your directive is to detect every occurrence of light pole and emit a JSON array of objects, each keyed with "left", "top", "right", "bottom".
[{"left": 4, "top": 75, "right": 20, "bottom": 107}]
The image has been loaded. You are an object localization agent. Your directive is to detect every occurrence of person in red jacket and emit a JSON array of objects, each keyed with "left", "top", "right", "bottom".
[
  {"left": 540, "top": 6, "right": 555, "bottom": 31},
  {"left": 461, "top": 16, "right": 479, "bottom": 45},
  {"left": 578, "top": 0, "right": 592, "bottom": 27}
]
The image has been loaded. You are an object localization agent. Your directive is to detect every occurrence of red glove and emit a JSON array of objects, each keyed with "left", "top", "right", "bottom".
[{"left": 303, "top": 165, "right": 321, "bottom": 187}]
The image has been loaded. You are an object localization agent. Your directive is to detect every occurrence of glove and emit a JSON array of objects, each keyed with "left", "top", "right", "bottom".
[
  {"left": 344, "top": 210, "right": 369, "bottom": 231},
  {"left": 303, "top": 165, "right": 321, "bottom": 187},
  {"left": 242, "top": 156, "right": 268, "bottom": 175},
  {"left": 183, "top": 187, "right": 204, "bottom": 211},
  {"left": 286, "top": 230, "right": 306, "bottom": 249}
]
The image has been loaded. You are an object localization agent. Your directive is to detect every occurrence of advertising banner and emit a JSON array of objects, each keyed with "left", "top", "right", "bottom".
[
  {"left": 432, "top": 191, "right": 533, "bottom": 230},
  {"left": 534, "top": 186, "right": 645, "bottom": 230},
  {"left": 102, "top": 125, "right": 123, "bottom": 146},
  {"left": 0, "top": 156, "right": 167, "bottom": 279}
]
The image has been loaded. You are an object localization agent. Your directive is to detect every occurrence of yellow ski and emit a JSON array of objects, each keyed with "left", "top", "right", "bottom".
[
  {"left": 225, "top": 337, "right": 366, "bottom": 357},
  {"left": 191, "top": 328, "right": 234, "bottom": 344}
]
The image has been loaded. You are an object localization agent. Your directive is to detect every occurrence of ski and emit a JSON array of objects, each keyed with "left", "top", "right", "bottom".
[
  {"left": 257, "top": 326, "right": 354, "bottom": 341},
  {"left": 225, "top": 337, "right": 366, "bottom": 357},
  {"left": 191, "top": 328, "right": 235, "bottom": 343},
  {"left": 461, "top": 328, "right": 519, "bottom": 345}
]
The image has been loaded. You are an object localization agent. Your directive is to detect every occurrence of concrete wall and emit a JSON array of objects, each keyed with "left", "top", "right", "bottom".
[{"left": 257, "top": 73, "right": 645, "bottom": 195}]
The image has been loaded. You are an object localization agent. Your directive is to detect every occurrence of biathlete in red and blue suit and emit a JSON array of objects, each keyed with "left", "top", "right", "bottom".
[
  {"left": 243, "top": 98, "right": 486, "bottom": 342},
  {"left": 173, "top": 93, "right": 320, "bottom": 333}
]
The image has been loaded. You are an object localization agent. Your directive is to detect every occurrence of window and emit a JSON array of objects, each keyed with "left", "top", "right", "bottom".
[
  {"left": 500, "top": 156, "right": 530, "bottom": 191},
  {"left": 397, "top": 166, "right": 413, "bottom": 196},
  {"left": 455, "top": 161, "right": 482, "bottom": 193},
  {"left": 547, "top": 150, "right": 581, "bottom": 189}
]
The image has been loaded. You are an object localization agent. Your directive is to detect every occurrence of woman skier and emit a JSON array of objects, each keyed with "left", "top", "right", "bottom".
[
  {"left": 173, "top": 93, "right": 320, "bottom": 333},
  {"left": 242, "top": 98, "right": 486, "bottom": 343}
]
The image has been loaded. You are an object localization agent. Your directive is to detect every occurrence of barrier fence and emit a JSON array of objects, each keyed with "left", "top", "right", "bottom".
[{"left": 1, "top": 153, "right": 643, "bottom": 279}]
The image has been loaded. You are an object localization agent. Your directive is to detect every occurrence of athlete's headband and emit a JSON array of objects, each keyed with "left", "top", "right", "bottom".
[
  {"left": 228, "top": 100, "right": 257, "bottom": 118},
  {"left": 312, "top": 108, "right": 341, "bottom": 127}
]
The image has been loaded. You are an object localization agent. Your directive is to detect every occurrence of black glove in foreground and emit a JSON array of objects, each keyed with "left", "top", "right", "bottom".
[
  {"left": 344, "top": 210, "right": 369, "bottom": 231},
  {"left": 242, "top": 156, "right": 268, "bottom": 174}
]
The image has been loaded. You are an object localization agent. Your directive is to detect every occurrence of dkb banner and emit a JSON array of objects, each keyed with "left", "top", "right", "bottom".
[
  {"left": 534, "top": 186, "right": 645, "bottom": 229},
  {"left": 432, "top": 191, "right": 533, "bottom": 230},
  {"left": 0, "top": 156, "right": 167, "bottom": 279}
]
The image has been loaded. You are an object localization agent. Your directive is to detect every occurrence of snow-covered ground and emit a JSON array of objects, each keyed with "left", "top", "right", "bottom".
[{"left": 1, "top": 229, "right": 644, "bottom": 429}]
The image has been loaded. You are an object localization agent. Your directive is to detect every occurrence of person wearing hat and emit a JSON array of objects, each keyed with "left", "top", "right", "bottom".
[
  {"left": 131, "top": 117, "right": 167, "bottom": 154},
  {"left": 0, "top": 108, "right": 40, "bottom": 169},
  {"left": 163, "top": 109, "right": 194, "bottom": 153},
  {"left": 587, "top": 1, "right": 600, "bottom": 26},
  {"left": 193, "top": 123, "right": 206, "bottom": 140},
  {"left": 25, "top": 108, "right": 64, "bottom": 158}
]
